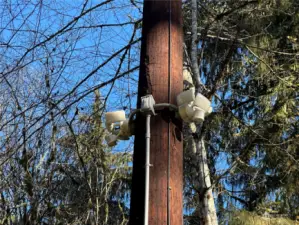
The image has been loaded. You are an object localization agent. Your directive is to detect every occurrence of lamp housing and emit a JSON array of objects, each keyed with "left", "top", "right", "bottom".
[
  {"left": 176, "top": 88, "right": 212, "bottom": 122},
  {"left": 105, "top": 110, "right": 126, "bottom": 132},
  {"left": 176, "top": 87, "right": 195, "bottom": 106},
  {"left": 117, "top": 119, "right": 131, "bottom": 140}
]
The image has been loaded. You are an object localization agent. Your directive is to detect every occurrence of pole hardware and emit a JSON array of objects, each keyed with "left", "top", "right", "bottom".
[
  {"left": 177, "top": 87, "right": 212, "bottom": 123},
  {"left": 104, "top": 91, "right": 212, "bottom": 147},
  {"left": 104, "top": 91, "right": 212, "bottom": 225}
]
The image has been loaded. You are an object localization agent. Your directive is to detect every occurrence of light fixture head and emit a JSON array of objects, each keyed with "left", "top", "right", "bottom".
[
  {"left": 177, "top": 89, "right": 212, "bottom": 123},
  {"left": 178, "top": 103, "right": 194, "bottom": 122},
  {"left": 176, "top": 87, "right": 195, "bottom": 106},
  {"left": 117, "top": 119, "right": 131, "bottom": 140},
  {"left": 193, "top": 93, "right": 211, "bottom": 112},
  {"left": 105, "top": 111, "right": 132, "bottom": 143},
  {"left": 105, "top": 110, "right": 126, "bottom": 132},
  {"left": 192, "top": 106, "right": 205, "bottom": 122}
]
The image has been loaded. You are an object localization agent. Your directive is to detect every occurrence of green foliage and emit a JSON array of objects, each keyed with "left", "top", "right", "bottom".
[
  {"left": 229, "top": 211, "right": 296, "bottom": 225},
  {"left": 183, "top": 0, "right": 299, "bottom": 223},
  {"left": 52, "top": 91, "right": 132, "bottom": 224}
]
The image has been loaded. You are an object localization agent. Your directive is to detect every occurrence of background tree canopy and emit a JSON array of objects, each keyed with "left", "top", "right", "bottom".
[{"left": 0, "top": 0, "right": 298, "bottom": 224}]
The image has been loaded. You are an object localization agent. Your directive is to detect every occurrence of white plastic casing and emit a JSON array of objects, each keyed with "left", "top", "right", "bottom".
[
  {"left": 194, "top": 93, "right": 211, "bottom": 112},
  {"left": 109, "top": 121, "right": 122, "bottom": 135},
  {"left": 140, "top": 95, "right": 156, "bottom": 115},
  {"left": 178, "top": 103, "right": 194, "bottom": 122},
  {"left": 105, "top": 110, "right": 126, "bottom": 123},
  {"left": 193, "top": 107, "right": 205, "bottom": 122},
  {"left": 118, "top": 119, "right": 131, "bottom": 140},
  {"left": 105, "top": 134, "right": 118, "bottom": 147},
  {"left": 105, "top": 110, "right": 126, "bottom": 131},
  {"left": 176, "top": 87, "right": 195, "bottom": 106},
  {"left": 104, "top": 111, "right": 133, "bottom": 145},
  {"left": 177, "top": 89, "right": 212, "bottom": 123}
]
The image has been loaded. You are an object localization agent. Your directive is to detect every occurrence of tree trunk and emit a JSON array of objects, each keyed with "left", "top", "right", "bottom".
[
  {"left": 191, "top": 0, "right": 201, "bottom": 90},
  {"left": 196, "top": 137, "right": 218, "bottom": 225},
  {"left": 189, "top": 0, "right": 218, "bottom": 224}
]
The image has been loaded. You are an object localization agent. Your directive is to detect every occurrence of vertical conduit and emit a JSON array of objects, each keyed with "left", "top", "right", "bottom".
[{"left": 144, "top": 114, "right": 151, "bottom": 225}]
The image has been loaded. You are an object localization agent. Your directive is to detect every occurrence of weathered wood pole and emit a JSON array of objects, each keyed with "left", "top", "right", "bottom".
[{"left": 129, "top": 1, "right": 183, "bottom": 225}]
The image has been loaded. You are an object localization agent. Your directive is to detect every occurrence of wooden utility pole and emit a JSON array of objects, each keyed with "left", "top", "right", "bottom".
[{"left": 129, "top": 1, "right": 183, "bottom": 225}]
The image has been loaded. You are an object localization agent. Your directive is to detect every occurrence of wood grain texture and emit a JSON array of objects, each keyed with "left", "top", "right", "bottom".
[{"left": 129, "top": 1, "right": 183, "bottom": 224}]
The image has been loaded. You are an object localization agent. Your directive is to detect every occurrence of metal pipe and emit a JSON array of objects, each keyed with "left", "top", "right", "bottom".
[
  {"left": 144, "top": 114, "right": 151, "bottom": 225},
  {"left": 154, "top": 103, "right": 178, "bottom": 111},
  {"left": 128, "top": 104, "right": 177, "bottom": 225},
  {"left": 128, "top": 104, "right": 177, "bottom": 134}
]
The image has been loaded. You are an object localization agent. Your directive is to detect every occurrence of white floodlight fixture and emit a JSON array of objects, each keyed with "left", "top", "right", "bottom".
[
  {"left": 177, "top": 88, "right": 196, "bottom": 122},
  {"left": 176, "top": 87, "right": 195, "bottom": 106},
  {"left": 176, "top": 88, "right": 212, "bottom": 123},
  {"left": 178, "top": 103, "right": 195, "bottom": 123},
  {"left": 117, "top": 119, "right": 131, "bottom": 140},
  {"left": 192, "top": 93, "right": 212, "bottom": 122},
  {"left": 194, "top": 93, "right": 212, "bottom": 113},
  {"left": 105, "top": 110, "right": 133, "bottom": 146},
  {"left": 105, "top": 110, "right": 126, "bottom": 132}
]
